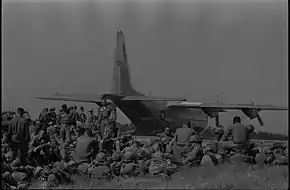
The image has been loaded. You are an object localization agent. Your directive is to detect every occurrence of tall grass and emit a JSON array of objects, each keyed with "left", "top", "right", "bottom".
[{"left": 35, "top": 165, "right": 288, "bottom": 189}]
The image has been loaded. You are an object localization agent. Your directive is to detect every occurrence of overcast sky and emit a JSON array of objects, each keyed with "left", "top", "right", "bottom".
[{"left": 2, "top": 0, "right": 288, "bottom": 134}]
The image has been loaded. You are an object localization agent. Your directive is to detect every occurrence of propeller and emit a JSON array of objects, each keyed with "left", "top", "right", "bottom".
[
  {"left": 214, "top": 93, "right": 221, "bottom": 127},
  {"left": 252, "top": 100, "right": 264, "bottom": 126},
  {"left": 215, "top": 114, "right": 220, "bottom": 127},
  {"left": 256, "top": 113, "right": 264, "bottom": 126}
]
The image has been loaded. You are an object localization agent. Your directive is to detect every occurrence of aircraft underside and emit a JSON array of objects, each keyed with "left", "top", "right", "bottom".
[{"left": 113, "top": 99, "right": 208, "bottom": 136}]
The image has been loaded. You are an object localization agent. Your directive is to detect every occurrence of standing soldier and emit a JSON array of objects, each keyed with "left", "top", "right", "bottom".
[
  {"left": 108, "top": 102, "right": 117, "bottom": 123},
  {"left": 57, "top": 104, "right": 71, "bottom": 143},
  {"left": 87, "top": 109, "right": 96, "bottom": 127},
  {"left": 72, "top": 106, "right": 79, "bottom": 124},
  {"left": 6, "top": 107, "right": 30, "bottom": 165},
  {"left": 39, "top": 108, "right": 48, "bottom": 131},
  {"left": 97, "top": 96, "right": 117, "bottom": 140},
  {"left": 69, "top": 106, "right": 78, "bottom": 134},
  {"left": 74, "top": 106, "right": 79, "bottom": 120},
  {"left": 43, "top": 108, "right": 56, "bottom": 128},
  {"left": 2, "top": 111, "right": 13, "bottom": 133},
  {"left": 50, "top": 107, "right": 57, "bottom": 123},
  {"left": 159, "top": 108, "right": 166, "bottom": 121},
  {"left": 78, "top": 106, "right": 87, "bottom": 125},
  {"left": 39, "top": 108, "right": 48, "bottom": 121}
]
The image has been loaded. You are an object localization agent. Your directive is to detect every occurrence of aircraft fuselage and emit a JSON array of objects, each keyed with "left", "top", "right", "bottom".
[{"left": 112, "top": 95, "right": 208, "bottom": 136}]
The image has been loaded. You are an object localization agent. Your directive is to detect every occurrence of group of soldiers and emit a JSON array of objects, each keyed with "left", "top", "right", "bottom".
[{"left": 1, "top": 96, "right": 289, "bottom": 189}]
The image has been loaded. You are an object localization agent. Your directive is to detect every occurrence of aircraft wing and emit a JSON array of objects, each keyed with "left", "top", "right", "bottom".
[
  {"left": 37, "top": 93, "right": 186, "bottom": 102},
  {"left": 118, "top": 96, "right": 186, "bottom": 101},
  {"left": 166, "top": 101, "right": 287, "bottom": 126},
  {"left": 36, "top": 94, "right": 102, "bottom": 103},
  {"left": 166, "top": 102, "right": 288, "bottom": 111},
  {"left": 101, "top": 93, "right": 186, "bottom": 101}
]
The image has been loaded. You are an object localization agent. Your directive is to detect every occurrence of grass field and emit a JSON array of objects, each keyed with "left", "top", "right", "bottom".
[
  {"left": 30, "top": 164, "right": 288, "bottom": 189},
  {"left": 29, "top": 137, "right": 288, "bottom": 189},
  {"left": 136, "top": 136, "right": 288, "bottom": 148}
]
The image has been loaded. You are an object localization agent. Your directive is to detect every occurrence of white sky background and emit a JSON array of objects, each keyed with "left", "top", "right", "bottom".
[{"left": 2, "top": 0, "right": 288, "bottom": 133}]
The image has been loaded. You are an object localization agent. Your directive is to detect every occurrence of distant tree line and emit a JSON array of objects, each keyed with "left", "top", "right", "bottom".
[
  {"left": 198, "top": 127, "right": 288, "bottom": 141},
  {"left": 251, "top": 131, "right": 288, "bottom": 141}
]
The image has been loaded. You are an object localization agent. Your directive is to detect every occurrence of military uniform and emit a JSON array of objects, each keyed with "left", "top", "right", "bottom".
[
  {"left": 6, "top": 111, "right": 30, "bottom": 165},
  {"left": 264, "top": 143, "right": 288, "bottom": 165},
  {"left": 97, "top": 102, "right": 116, "bottom": 139},
  {"left": 28, "top": 131, "right": 51, "bottom": 166},
  {"left": 58, "top": 108, "right": 71, "bottom": 143},
  {"left": 182, "top": 135, "right": 204, "bottom": 166},
  {"left": 79, "top": 111, "right": 87, "bottom": 125},
  {"left": 87, "top": 109, "right": 97, "bottom": 127},
  {"left": 221, "top": 120, "right": 250, "bottom": 151},
  {"left": 73, "top": 125, "right": 98, "bottom": 163},
  {"left": 2, "top": 112, "right": 13, "bottom": 133},
  {"left": 69, "top": 106, "right": 78, "bottom": 132},
  {"left": 39, "top": 109, "right": 48, "bottom": 131},
  {"left": 100, "top": 121, "right": 119, "bottom": 153},
  {"left": 29, "top": 121, "right": 39, "bottom": 139},
  {"left": 202, "top": 128, "right": 225, "bottom": 165},
  {"left": 160, "top": 128, "right": 174, "bottom": 153},
  {"left": 47, "top": 121, "right": 57, "bottom": 137}
]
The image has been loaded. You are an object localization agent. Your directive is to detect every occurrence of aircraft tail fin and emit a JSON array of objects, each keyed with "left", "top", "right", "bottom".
[{"left": 111, "top": 29, "right": 136, "bottom": 95}]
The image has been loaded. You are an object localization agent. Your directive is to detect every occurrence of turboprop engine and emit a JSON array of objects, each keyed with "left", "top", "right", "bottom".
[
  {"left": 202, "top": 108, "right": 225, "bottom": 127},
  {"left": 202, "top": 108, "right": 220, "bottom": 118},
  {"left": 241, "top": 108, "right": 264, "bottom": 126}
]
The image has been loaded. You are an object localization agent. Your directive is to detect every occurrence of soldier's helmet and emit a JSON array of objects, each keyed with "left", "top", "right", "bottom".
[
  {"left": 109, "top": 121, "right": 116, "bottom": 126},
  {"left": 49, "top": 142, "right": 57, "bottom": 149},
  {"left": 10, "top": 158, "right": 21, "bottom": 168},
  {"left": 123, "top": 151, "right": 135, "bottom": 162},
  {"left": 247, "top": 125, "right": 254, "bottom": 134},
  {"left": 17, "top": 107, "right": 25, "bottom": 114},
  {"left": 96, "top": 152, "right": 106, "bottom": 162},
  {"left": 190, "top": 135, "right": 202, "bottom": 144},
  {"left": 100, "top": 95, "right": 107, "bottom": 100},
  {"left": 164, "top": 127, "right": 170, "bottom": 132},
  {"left": 112, "top": 152, "right": 122, "bottom": 161},
  {"left": 272, "top": 142, "right": 286, "bottom": 150},
  {"left": 5, "top": 151, "right": 14, "bottom": 162},
  {"left": 135, "top": 149, "right": 145, "bottom": 159},
  {"left": 152, "top": 142, "right": 161, "bottom": 152}
]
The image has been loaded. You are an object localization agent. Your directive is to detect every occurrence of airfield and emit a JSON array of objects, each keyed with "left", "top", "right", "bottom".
[
  {"left": 30, "top": 29, "right": 288, "bottom": 189},
  {"left": 3, "top": 2, "right": 288, "bottom": 189}
]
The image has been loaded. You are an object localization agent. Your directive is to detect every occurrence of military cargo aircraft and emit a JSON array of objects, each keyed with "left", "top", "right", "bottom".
[{"left": 36, "top": 30, "right": 287, "bottom": 136}]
